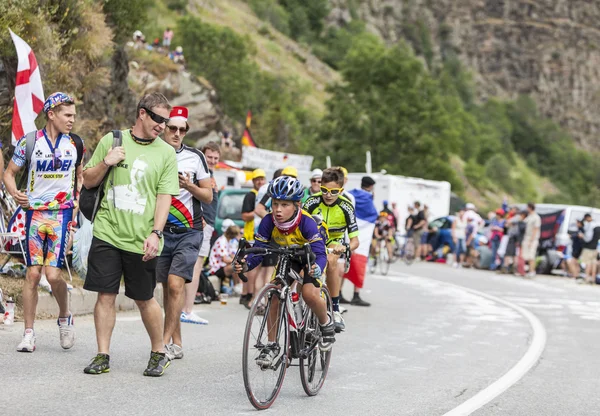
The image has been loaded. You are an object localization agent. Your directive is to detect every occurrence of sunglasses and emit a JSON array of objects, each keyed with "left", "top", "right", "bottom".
[
  {"left": 141, "top": 107, "right": 169, "bottom": 124},
  {"left": 167, "top": 125, "right": 188, "bottom": 134},
  {"left": 53, "top": 148, "right": 62, "bottom": 170},
  {"left": 311, "top": 179, "right": 321, "bottom": 183},
  {"left": 320, "top": 186, "right": 343, "bottom": 196}
]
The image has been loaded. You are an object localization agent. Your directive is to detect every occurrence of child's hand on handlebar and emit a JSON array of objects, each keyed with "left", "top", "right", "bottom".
[{"left": 308, "top": 263, "right": 322, "bottom": 278}]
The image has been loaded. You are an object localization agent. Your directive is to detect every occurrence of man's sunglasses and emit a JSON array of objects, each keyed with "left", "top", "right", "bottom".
[
  {"left": 167, "top": 125, "right": 188, "bottom": 134},
  {"left": 141, "top": 107, "right": 169, "bottom": 124},
  {"left": 320, "top": 186, "right": 343, "bottom": 196},
  {"left": 311, "top": 179, "right": 321, "bottom": 184}
]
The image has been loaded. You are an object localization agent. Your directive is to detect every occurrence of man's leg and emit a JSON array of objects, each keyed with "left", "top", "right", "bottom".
[
  {"left": 22, "top": 266, "right": 43, "bottom": 329},
  {"left": 94, "top": 293, "right": 118, "bottom": 354},
  {"left": 163, "top": 275, "right": 185, "bottom": 346},
  {"left": 136, "top": 298, "right": 165, "bottom": 353},
  {"left": 186, "top": 256, "right": 204, "bottom": 313},
  {"left": 44, "top": 266, "right": 70, "bottom": 318}
]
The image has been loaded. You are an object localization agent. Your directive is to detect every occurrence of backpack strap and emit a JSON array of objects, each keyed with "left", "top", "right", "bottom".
[
  {"left": 17, "top": 130, "right": 38, "bottom": 191},
  {"left": 70, "top": 133, "right": 85, "bottom": 168}
]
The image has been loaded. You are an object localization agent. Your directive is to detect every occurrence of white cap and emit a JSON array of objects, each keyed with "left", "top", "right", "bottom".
[
  {"left": 465, "top": 203, "right": 476, "bottom": 210},
  {"left": 221, "top": 219, "right": 236, "bottom": 233},
  {"left": 311, "top": 168, "right": 323, "bottom": 179}
]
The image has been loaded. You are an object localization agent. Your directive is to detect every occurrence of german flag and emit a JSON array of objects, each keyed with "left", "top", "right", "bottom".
[{"left": 241, "top": 110, "right": 257, "bottom": 147}]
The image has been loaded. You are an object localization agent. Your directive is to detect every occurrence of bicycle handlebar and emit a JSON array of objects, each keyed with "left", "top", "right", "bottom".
[{"left": 233, "top": 238, "right": 316, "bottom": 282}]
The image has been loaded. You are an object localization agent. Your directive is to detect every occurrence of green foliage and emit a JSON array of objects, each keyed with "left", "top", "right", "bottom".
[
  {"left": 318, "top": 33, "right": 463, "bottom": 191},
  {"left": 311, "top": 20, "right": 365, "bottom": 69},
  {"left": 178, "top": 16, "right": 314, "bottom": 152},
  {"left": 248, "top": 0, "right": 290, "bottom": 35},
  {"left": 178, "top": 16, "right": 258, "bottom": 120},
  {"left": 102, "top": 0, "right": 153, "bottom": 43},
  {"left": 165, "top": 0, "right": 187, "bottom": 12},
  {"left": 464, "top": 160, "right": 489, "bottom": 190}
]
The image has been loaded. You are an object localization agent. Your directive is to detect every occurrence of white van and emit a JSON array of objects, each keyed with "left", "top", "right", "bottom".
[{"left": 522, "top": 204, "right": 600, "bottom": 250}]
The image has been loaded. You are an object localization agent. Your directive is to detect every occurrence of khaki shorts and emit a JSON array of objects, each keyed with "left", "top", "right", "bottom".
[
  {"left": 580, "top": 249, "right": 598, "bottom": 266},
  {"left": 413, "top": 229, "right": 424, "bottom": 247},
  {"left": 521, "top": 241, "right": 539, "bottom": 261}
]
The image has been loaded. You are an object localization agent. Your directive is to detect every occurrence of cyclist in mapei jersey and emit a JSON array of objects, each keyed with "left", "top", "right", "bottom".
[
  {"left": 235, "top": 176, "right": 334, "bottom": 366},
  {"left": 303, "top": 167, "right": 359, "bottom": 333},
  {"left": 4, "top": 92, "right": 83, "bottom": 353}
]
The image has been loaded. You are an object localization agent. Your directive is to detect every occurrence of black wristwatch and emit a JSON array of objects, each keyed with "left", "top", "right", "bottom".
[{"left": 151, "top": 230, "right": 163, "bottom": 239}]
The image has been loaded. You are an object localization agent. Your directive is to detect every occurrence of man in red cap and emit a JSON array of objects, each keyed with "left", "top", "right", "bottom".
[{"left": 157, "top": 106, "right": 213, "bottom": 360}]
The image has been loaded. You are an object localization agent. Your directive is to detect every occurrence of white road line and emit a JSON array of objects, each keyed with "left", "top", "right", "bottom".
[
  {"left": 440, "top": 280, "right": 547, "bottom": 416},
  {"left": 375, "top": 271, "right": 547, "bottom": 416}
]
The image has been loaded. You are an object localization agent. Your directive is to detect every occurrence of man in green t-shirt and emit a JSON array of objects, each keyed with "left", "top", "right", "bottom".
[{"left": 82, "top": 92, "right": 179, "bottom": 377}]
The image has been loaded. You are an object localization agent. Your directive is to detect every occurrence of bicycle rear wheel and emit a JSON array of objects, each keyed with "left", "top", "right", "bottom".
[
  {"left": 380, "top": 243, "right": 390, "bottom": 275},
  {"left": 299, "top": 286, "right": 333, "bottom": 396},
  {"left": 242, "top": 283, "right": 289, "bottom": 410},
  {"left": 403, "top": 240, "right": 415, "bottom": 266}
]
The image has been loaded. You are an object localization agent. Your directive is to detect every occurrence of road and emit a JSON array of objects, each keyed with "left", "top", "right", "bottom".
[{"left": 2, "top": 261, "right": 600, "bottom": 415}]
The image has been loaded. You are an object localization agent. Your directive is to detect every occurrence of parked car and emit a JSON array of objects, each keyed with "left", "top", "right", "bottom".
[{"left": 214, "top": 188, "right": 247, "bottom": 236}]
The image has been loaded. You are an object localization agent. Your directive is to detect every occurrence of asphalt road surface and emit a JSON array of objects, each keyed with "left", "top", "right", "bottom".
[{"left": 2, "top": 261, "right": 600, "bottom": 415}]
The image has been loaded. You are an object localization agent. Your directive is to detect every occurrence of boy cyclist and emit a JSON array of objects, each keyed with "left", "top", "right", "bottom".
[
  {"left": 234, "top": 176, "right": 334, "bottom": 367},
  {"left": 303, "top": 167, "right": 359, "bottom": 333}
]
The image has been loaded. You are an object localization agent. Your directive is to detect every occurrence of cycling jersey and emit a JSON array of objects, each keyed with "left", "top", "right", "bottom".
[
  {"left": 303, "top": 193, "right": 359, "bottom": 244},
  {"left": 166, "top": 145, "right": 210, "bottom": 230},
  {"left": 246, "top": 210, "right": 327, "bottom": 276},
  {"left": 374, "top": 218, "right": 391, "bottom": 238},
  {"left": 12, "top": 129, "right": 81, "bottom": 210}
]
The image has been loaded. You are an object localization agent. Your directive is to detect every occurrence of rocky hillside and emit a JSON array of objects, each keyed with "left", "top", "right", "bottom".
[{"left": 328, "top": 0, "right": 600, "bottom": 149}]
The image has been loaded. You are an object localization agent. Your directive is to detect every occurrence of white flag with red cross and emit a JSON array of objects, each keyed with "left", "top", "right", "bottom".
[{"left": 9, "top": 29, "right": 44, "bottom": 146}]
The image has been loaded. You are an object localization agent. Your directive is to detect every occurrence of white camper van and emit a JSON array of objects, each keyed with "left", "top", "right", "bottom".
[{"left": 345, "top": 173, "right": 451, "bottom": 222}]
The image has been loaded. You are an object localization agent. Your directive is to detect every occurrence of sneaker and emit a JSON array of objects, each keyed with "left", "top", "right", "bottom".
[
  {"left": 143, "top": 351, "right": 171, "bottom": 377},
  {"left": 350, "top": 295, "right": 371, "bottom": 307},
  {"left": 180, "top": 311, "right": 209, "bottom": 325},
  {"left": 333, "top": 311, "right": 345, "bottom": 333},
  {"left": 256, "top": 343, "right": 279, "bottom": 369},
  {"left": 339, "top": 305, "right": 348, "bottom": 314},
  {"left": 319, "top": 318, "right": 336, "bottom": 351},
  {"left": 57, "top": 314, "right": 75, "bottom": 349},
  {"left": 165, "top": 343, "right": 184, "bottom": 360},
  {"left": 525, "top": 272, "right": 536, "bottom": 278},
  {"left": 339, "top": 295, "right": 350, "bottom": 305},
  {"left": 17, "top": 329, "right": 36, "bottom": 352},
  {"left": 84, "top": 353, "right": 110, "bottom": 374}
]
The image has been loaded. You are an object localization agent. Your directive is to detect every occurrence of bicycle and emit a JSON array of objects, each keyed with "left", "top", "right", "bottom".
[
  {"left": 396, "top": 233, "right": 416, "bottom": 266},
  {"left": 234, "top": 239, "right": 333, "bottom": 410}
]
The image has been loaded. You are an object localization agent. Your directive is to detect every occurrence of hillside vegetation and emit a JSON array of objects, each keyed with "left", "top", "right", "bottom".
[{"left": 0, "top": 0, "right": 598, "bottom": 211}]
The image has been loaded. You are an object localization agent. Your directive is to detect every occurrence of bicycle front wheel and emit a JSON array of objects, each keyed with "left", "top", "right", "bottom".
[
  {"left": 380, "top": 244, "right": 390, "bottom": 275},
  {"left": 242, "top": 283, "right": 289, "bottom": 410},
  {"left": 404, "top": 240, "right": 415, "bottom": 266},
  {"left": 299, "top": 286, "right": 333, "bottom": 396}
]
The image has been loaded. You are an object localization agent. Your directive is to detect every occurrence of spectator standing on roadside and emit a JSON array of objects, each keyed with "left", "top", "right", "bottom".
[
  {"left": 4, "top": 92, "right": 83, "bottom": 353},
  {"left": 489, "top": 209, "right": 506, "bottom": 270},
  {"left": 157, "top": 106, "right": 213, "bottom": 361},
  {"left": 412, "top": 201, "right": 426, "bottom": 259},
  {"left": 192, "top": 141, "right": 221, "bottom": 306},
  {"left": 82, "top": 92, "right": 179, "bottom": 377},
  {"left": 579, "top": 214, "right": 600, "bottom": 284},
  {"left": 240, "top": 169, "right": 266, "bottom": 306},
  {"left": 451, "top": 207, "right": 468, "bottom": 268},
  {"left": 163, "top": 27, "right": 174, "bottom": 50},
  {"left": 302, "top": 168, "right": 322, "bottom": 203},
  {"left": 500, "top": 207, "right": 521, "bottom": 274},
  {"left": 344, "top": 176, "right": 377, "bottom": 307},
  {"left": 521, "top": 203, "right": 541, "bottom": 278}
]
